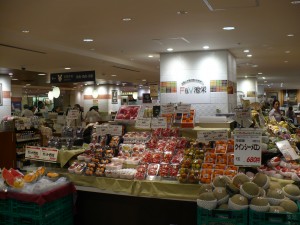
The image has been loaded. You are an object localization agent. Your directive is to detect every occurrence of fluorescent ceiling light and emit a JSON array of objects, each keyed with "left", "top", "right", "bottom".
[
  {"left": 245, "top": 76, "right": 248, "bottom": 78},
  {"left": 22, "top": 30, "right": 29, "bottom": 33},
  {"left": 38, "top": 73, "right": 46, "bottom": 76},
  {"left": 223, "top": 26, "right": 235, "bottom": 30},
  {"left": 142, "top": 79, "right": 147, "bottom": 81},
  {"left": 111, "top": 74, "right": 117, "bottom": 77},
  {"left": 83, "top": 38, "right": 93, "bottom": 42},
  {"left": 287, "top": 34, "right": 294, "bottom": 37},
  {"left": 122, "top": 18, "right": 132, "bottom": 21},
  {"left": 258, "top": 72, "right": 263, "bottom": 75},
  {"left": 167, "top": 48, "right": 173, "bottom": 52},
  {"left": 285, "top": 50, "right": 291, "bottom": 53},
  {"left": 64, "top": 67, "right": 71, "bottom": 70},
  {"left": 291, "top": 1, "right": 300, "bottom": 4},
  {"left": 203, "top": 46, "right": 210, "bottom": 49},
  {"left": 12, "top": 78, "right": 18, "bottom": 81},
  {"left": 9, "top": 73, "right": 13, "bottom": 76},
  {"left": 247, "top": 54, "right": 252, "bottom": 57},
  {"left": 284, "top": 61, "right": 289, "bottom": 63},
  {"left": 243, "top": 49, "right": 250, "bottom": 53},
  {"left": 262, "top": 77, "right": 265, "bottom": 79},
  {"left": 148, "top": 55, "right": 153, "bottom": 58},
  {"left": 177, "top": 11, "right": 188, "bottom": 15}
]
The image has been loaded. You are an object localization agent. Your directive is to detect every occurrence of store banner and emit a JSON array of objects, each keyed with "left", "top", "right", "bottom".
[
  {"left": 234, "top": 128, "right": 262, "bottom": 166},
  {"left": 50, "top": 70, "right": 95, "bottom": 83}
]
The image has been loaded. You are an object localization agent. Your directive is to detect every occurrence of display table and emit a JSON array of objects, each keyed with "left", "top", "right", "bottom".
[
  {"left": 57, "top": 149, "right": 85, "bottom": 168},
  {"left": 65, "top": 173, "right": 199, "bottom": 201}
]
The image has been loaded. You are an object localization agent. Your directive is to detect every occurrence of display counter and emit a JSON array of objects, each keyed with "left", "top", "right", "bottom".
[{"left": 57, "top": 149, "right": 85, "bottom": 168}]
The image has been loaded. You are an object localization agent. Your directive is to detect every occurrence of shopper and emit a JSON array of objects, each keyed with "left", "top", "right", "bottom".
[
  {"left": 73, "top": 103, "right": 84, "bottom": 126},
  {"left": 34, "top": 101, "right": 49, "bottom": 118},
  {"left": 85, "top": 106, "right": 101, "bottom": 123},
  {"left": 21, "top": 104, "right": 34, "bottom": 117},
  {"left": 269, "top": 100, "right": 282, "bottom": 122},
  {"left": 286, "top": 106, "right": 296, "bottom": 122}
]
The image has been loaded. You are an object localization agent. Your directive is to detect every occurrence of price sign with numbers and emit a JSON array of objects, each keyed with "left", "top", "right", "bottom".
[
  {"left": 161, "top": 104, "right": 175, "bottom": 114},
  {"left": 135, "top": 118, "right": 151, "bottom": 129},
  {"left": 234, "top": 128, "right": 262, "bottom": 166},
  {"left": 25, "top": 146, "right": 42, "bottom": 160},
  {"left": 66, "top": 109, "right": 79, "bottom": 120},
  {"left": 176, "top": 104, "right": 191, "bottom": 114},
  {"left": 41, "top": 147, "right": 58, "bottom": 162},
  {"left": 276, "top": 140, "right": 300, "bottom": 161},
  {"left": 109, "top": 125, "right": 123, "bottom": 136},
  {"left": 95, "top": 125, "right": 110, "bottom": 136},
  {"left": 197, "top": 130, "right": 228, "bottom": 142},
  {"left": 151, "top": 117, "right": 167, "bottom": 129},
  {"left": 234, "top": 109, "right": 252, "bottom": 128}
]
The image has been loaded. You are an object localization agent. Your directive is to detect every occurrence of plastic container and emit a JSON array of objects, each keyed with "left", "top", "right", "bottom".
[
  {"left": 249, "top": 201, "right": 300, "bottom": 225},
  {"left": 197, "top": 206, "right": 248, "bottom": 225}
]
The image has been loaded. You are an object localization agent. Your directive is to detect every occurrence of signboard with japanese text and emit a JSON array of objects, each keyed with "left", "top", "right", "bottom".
[
  {"left": 234, "top": 108, "right": 252, "bottom": 128},
  {"left": 112, "top": 90, "right": 118, "bottom": 104},
  {"left": 150, "top": 84, "right": 159, "bottom": 97},
  {"left": 197, "top": 130, "right": 228, "bottom": 142},
  {"left": 234, "top": 128, "right": 262, "bottom": 166},
  {"left": 66, "top": 109, "right": 79, "bottom": 120},
  {"left": 41, "top": 147, "right": 58, "bottom": 162},
  {"left": 151, "top": 117, "right": 167, "bottom": 129},
  {"left": 25, "top": 146, "right": 41, "bottom": 160},
  {"left": 176, "top": 103, "right": 191, "bottom": 114},
  {"left": 95, "top": 124, "right": 110, "bottom": 136},
  {"left": 95, "top": 124, "right": 123, "bottom": 136},
  {"left": 109, "top": 125, "right": 123, "bottom": 136},
  {"left": 135, "top": 118, "right": 151, "bottom": 129},
  {"left": 161, "top": 104, "right": 175, "bottom": 114},
  {"left": 276, "top": 140, "right": 300, "bottom": 161},
  {"left": 50, "top": 71, "right": 95, "bottom": 83}
]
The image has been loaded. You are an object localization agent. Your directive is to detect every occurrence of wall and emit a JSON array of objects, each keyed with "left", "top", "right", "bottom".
[
  {"left": 0, "top": 75, "right": 11, "bottom": 119},
  {"left": 160, "top": 50, "right": 237, "bottom": 121},
  {"left": 237, "top": 77, "right": 258, "bottom": 106}
]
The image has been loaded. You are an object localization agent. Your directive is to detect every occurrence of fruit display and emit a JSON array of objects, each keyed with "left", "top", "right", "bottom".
[{"left": 115, "top": 105, "right": 140, "bottom": 120}]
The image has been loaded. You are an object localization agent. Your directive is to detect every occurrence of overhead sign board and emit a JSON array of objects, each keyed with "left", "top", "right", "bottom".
[{"left": 50, "top": 70, "right": 95, "bottom": 83}]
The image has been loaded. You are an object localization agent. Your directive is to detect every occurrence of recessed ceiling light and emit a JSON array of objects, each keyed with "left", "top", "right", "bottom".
[
  {"left": 26, "top": 84, "right": 31, "bottom": 86},
  {"left": 203, "top": 46, "right": 210, "bottom": 50},
  {"left": 22, "top": 30, "right": 29, "bottom": 33},
  {"left": 167, "top": 48, "right": 173, "bottom": 52},
  {"left": 284, "top": 61, "right": 289, "bottom": 63},
  {"left": 264, "top": 80, "right": 267, "bottom": 83},
  {"left": 142, "top": 79, "right": 147, "bottom": 81},
  {"left": 285, "top": 50, "right": 291, "bottom": 53},
  {"left": 116, "top": 83, "right": 120, "bottom": 86},
  {"left": 262, "top": 77, "right": 266, "bottom": 79},
  {"left": 38, "top": 73, "right": 46, "bottom": 76},
  {"left": 90, "top": 48, "right": 95, "bottom": 51},
  {"left": 247, "top": 54, "right": 252, "bottom": 57},
  {"left": 252, "top": 65, "right": 258, "bottom": 67},
  {"left": 83, "top": 38, "right": 93, "bottom": 42},
  {"left": 177, "top": 10, "right": 188, "bottom": 15},
  {"left": 122, "top": 18, "right": 132, "bottom": 21},
  {"left": 287, "top": 34, "right": 294, "bottom": 37},
  {"left": 111, "top": 74, "right": 117, "bottom": 77},
  {"left": 148, "top": 55, "right": 153, "bottom": 58},
  {"left": 291, "top": 1, "right": 300, "bottom": 4},
  {"left": 223, "top": 26, "right": 235, "bottom": 30},
  {"left": 245, "top": 76, "right": 248, "bottom": 78},
  {"left": 12, "top": 78, "right": 18, "bottom": 81},
  {"left": 258, "top": 72, "right": 263, "bottom": 75},
  {"left": 9, "top": 73, "right": 13, "bottom": 76},
  {"left": 243, "top": 49, "right": 250, "bottom": 53},
  {"left": 84, "top": 84, "right": 88, "bottom": 86},
  {"left": 64, "top": 67, "right": 71, "bottom": 70}
]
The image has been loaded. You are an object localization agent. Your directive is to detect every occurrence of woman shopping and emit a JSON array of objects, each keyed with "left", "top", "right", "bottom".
[{"left": 269, "top": 100, "right": 282, "bottom": 122}]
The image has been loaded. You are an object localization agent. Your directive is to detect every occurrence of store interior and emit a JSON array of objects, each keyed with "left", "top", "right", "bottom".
[{"left": 1, "top": 1, "right": 300, "bottom": 225}]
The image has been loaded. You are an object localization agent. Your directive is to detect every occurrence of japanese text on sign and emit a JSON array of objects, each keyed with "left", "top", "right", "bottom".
[
  {"left": 161, "top": 104, "right": 175, "bottom": 114},
  {"left": 197, "top": 130, "right": 228, "bottom": 142},
  {"left": 41, "top": 148, "right": 58, "bottom": 162},
  {"left": 151, "top": 117, "right": 167, "bottom": 129},
  {"left": 234, "top": 128, "right": 262, "bottom": 166},
  {"left": 135, "top": 118, "right": 151, "bottom": 129},
  {"left": 176, "top": 104, "right": 191, "bottom": 114}
]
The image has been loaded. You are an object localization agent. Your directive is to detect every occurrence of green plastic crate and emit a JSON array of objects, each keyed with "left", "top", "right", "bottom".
[
  {"left": 249, "top": 201, "right": 300, "bottom": 225},
  {"left": 197, "top": 207, "right": 248, "bottom": 225},
  {"left": 0, "top": 198, "right": 11, "bottom": 214}
]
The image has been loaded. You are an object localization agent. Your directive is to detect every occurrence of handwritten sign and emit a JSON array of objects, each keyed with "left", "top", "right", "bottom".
[
  {"left": 95, "top": 125, "right": 110, "bottom": 136},
  {"left": 67, "top": 110, "right": 79, "bottom": 120},
  {"left": 109, "top": 125, "right": 123, "bottom": 136},
  {"left": 234, "top": 128, "right": 262, "bottom": 166},
  {"left": 234, "top": 109, "right": 252, "bottom": 128}
]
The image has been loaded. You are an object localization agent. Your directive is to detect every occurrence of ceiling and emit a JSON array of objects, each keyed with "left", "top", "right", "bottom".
[{"left": 0, "top": 0, "right": 300, "bottom": 94}]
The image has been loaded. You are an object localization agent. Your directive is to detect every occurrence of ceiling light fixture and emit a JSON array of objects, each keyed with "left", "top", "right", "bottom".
[
  {"left": 148, "top": 55, "right": 153, "bottom": 58},
  {"left": 247, "top": 54, "right": 252, "bottom": 57},
  {"left": 262, "top": 77, "right": 266, "bottom": 79},
  {"left": 222, "top": 26, "right": 235, "bottom": 30},
  {"left": 52, "top": 86, "right": 60, "bottom": 98},
  {"left": 122, "top": 18, "right": 132, "bottom": 21},
  {"left": 111, "top": 74, "right": 117, "bottom": 77},
  {"left": 22, "top": 30, "right": 29, "bottom": 33},
  {"left": 83, "top": 38, "right": 93, "bottom": 42},
  {"left": 12, "top": 78, "right": 18, "bottom": 81},
  {"left": 177, "top": 10, "right": 188, "bottom": 15},
  {"left": 291, "top": 1, "right": 300, "bottom": 4},
  {"left": 64, "top": 67, "right": 71, "bottom": 70},
  {"left": 245, "top": 76, "right": 248, "bottom": 78},
  {"left": 203, "top": 46, "right": 210, "bottom": 49},
  {"left": 264, "top": 81, "right": 267, "bottom": 83},
  {"left": 142, "top": 79, "right": 146, "bottom": 82},
  {"left": 167, "top": 48, "right": 173, "bottom": 52},
  {"left": 243, "top": 49, "right": 250, "bottom": 53},
  {"left": 38, "top": 73, "right": 46, "bottom": 76},
  {"left": 287, "top": 34, "right": 294, "bottom": 37},
  {"left": 285, "top": 50, "right": 291, "bottom": 53},
  {"left": 8, "top": 73, "right": 13, "bottom": 76},
  {"left": 48, "top": 91, "right": 54, "bottom": 100},
  {"left": 92, "top": 89, "right": 98, "bottom": 99},
  {"left": 284, "top": 61, "right": 289, "bottom": 63},
  {"left": 258, "top": 72, "right": 263, "bottom": 75}
]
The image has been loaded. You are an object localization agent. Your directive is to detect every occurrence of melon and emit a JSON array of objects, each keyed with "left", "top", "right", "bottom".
[
  {"left": 9, "top": 168, "right": 24, "bottom": 178},
  {"left": 2, "top": 168, "right": 15, "bottom": 187}
]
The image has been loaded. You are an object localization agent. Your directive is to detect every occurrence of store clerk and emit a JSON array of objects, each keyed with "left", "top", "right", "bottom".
[{"left": 269, "top": 100, "right": 282, "bottom": 122}]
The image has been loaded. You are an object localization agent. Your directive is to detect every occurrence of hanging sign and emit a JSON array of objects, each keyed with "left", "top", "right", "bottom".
[
  {"left": 50, "top": 71, "right": 95, "bottom": 83},
  {"left": 151, "top": 117, "right": 167, "bottom": 129},
  {"left": 143, "top": 93, "right": 152, "bottom": 103},
  {"left": 234, "top": 128, "right": 262, "bottom": 166}
]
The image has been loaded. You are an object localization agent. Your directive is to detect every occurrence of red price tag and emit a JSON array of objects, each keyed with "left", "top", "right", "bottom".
[{"left": 246, "top": 157, "right": 261, "bottom": 163}]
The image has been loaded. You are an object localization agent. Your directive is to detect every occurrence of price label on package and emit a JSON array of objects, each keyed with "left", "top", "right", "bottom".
[
  {"left": 234, "top": 128, "right": 262, "bottom": 166},
  {"left": 135, "top": 118, "right": 151, "bottom": 129},
  {"left": 41, "top": 147, "right": 58, "bottom": 162},
  {"left": 25, "top": 146, "right": 42, "bottom": 160},
  {"left": 276, "top": 140, "right": 300, "bottom": 161}
]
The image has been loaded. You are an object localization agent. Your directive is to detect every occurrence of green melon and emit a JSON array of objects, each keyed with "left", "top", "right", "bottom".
[
  {"left": 199, "top": 192, "right": 216, "bottom": 201},
  {"left": 252, "top": 173, "right": 269, "bottom": 188},
  {"left": 283, "top": 184, "right": 300, "bottom": 196},
  {"left": 232, "top": 173, "right": 250, "bottom": 188},
  {"left": 269, "top": 206, "right": 285, "bottom": 213},
  {"left": 241, "top": 182, "right": 259, "bottom": 197},
  {"left": 199, "top": 184, "right": 213, "bottom": 196},
  {"left": 280, "top": 199, "right": 298, "bottom": 213},
  {"left": 218, "top": 204, "right": 229, "bottom": 210},
  {"left": 250, "top": 197, "right": 269, "bottom": 206},
  {"left": 266, "top": 188, "right": 285, "bottom": 199}
]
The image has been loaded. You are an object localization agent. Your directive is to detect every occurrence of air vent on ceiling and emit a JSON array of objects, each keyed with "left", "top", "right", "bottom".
[
  {"left": 0, "top": 43, "right": 46, "bottom": 54},
  {"left": 112, "top": 65, "right": 140, "bottom": 72},
  {"left": 203, "top": 0, "right": 259, "bottom": 11}
]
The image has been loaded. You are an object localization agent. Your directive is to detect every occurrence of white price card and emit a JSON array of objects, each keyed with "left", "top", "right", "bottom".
[
  {"left": 135, "top": 118, "right": 151, "bottom": 129},
  {"left": 25, "top": 146, "right": 41, "bottom": 160},
  {"left": 197, "top": 130, "right": 228, "bottom": 142},
  {"left": 66, "top": 109, "right": 79, "bottom": 120},
  {"left": 276, "top": 140, "right": 300, "bottom": 161},
  {"left": 161, "top": 104, "right": 175, "bottom": 114},
  {"left": 95, "top": 125, "right": 110, "bottom": 136},
  {"left": 234, "top": 109, "right": 252, "bottom": 128},
  {"left": 41, "top": 147, "right": 58, "bottom": 162},
  {"left": 109, "top": 125, "right": 123, "bottom": 136},
  {"left": 234, "top": 128, "right": 262, "bottom": 166},
  {"left": 176, "top": 104, "right": 191, "bottom": 114},
  {"left": 151, "top": 117, "right": 167, "bottom": 129}
]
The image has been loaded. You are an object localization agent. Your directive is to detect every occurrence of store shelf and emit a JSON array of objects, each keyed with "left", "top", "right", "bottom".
[{"left": 16, "top": 137, "right": 40, "bottom": 143}]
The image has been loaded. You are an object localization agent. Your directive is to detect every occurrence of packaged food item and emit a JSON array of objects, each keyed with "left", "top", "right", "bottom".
[
  {"left": 147, "top": 163, "right": 160, "bottom": 176},
  {"left": 162, "top": 151, "right": 173, "bottom": 163},
  {"left": 169, "top": 164, "right": 180, "bottom": 178},
  {"left": 204, "top": 153, "right": 216, "bottom": 164},
  {"left": 177, "top": 168, "right": 190, "bottom": 183},
  {"left": 187, "top": 169, "right": 200, "bottom": 183},
  {"left": 200, "top": 169, "right": 213, "bottom": 184},
  {"left": 134, "top": 164, "right": 148, "bottom": 180},
  {"left": 159, "top": 163, "right": 171, "bottom": 178},
  {"left": 215, "top": 154, "right": 227, "bottom": 164}
]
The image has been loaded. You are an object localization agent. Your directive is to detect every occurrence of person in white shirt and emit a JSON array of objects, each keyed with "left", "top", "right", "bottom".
[
  {"left": 21, "top": 104, "right": 34, "bottom": 117},
  {"left": 85, "top": 106, "right": 101, "bottom": 123},
  {"left": 34, "top": 101, "right": 49, "bottom": 118}
]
